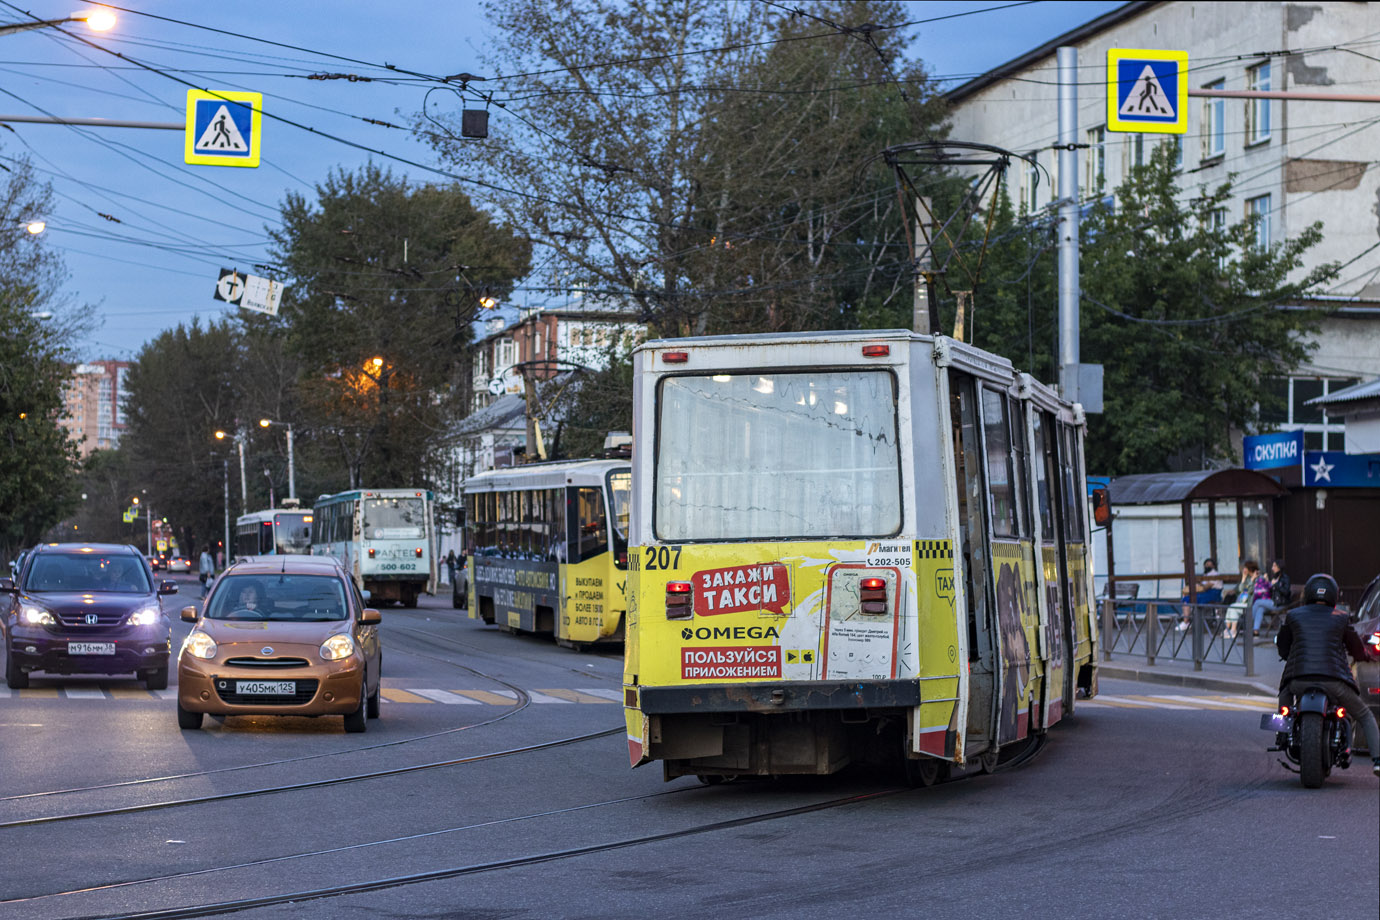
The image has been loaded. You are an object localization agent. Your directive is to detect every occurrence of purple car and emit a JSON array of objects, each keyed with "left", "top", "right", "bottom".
[{"left": 1, "top": 543, "right": 177, "bottom": 690}]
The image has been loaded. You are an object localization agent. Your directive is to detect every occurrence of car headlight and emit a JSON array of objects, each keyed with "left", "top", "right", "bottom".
[
  {"left": 182, "top": 630, "right": 217, "bottom": 660},
  {"left": 319, "top": 634, "right": 356, "bottom": 661},
  {"left": 127, "top": 606, "right": 161, "bottom": 626},
  {"left": 20, "top": 605, "right": 55, "bottom": 626}
]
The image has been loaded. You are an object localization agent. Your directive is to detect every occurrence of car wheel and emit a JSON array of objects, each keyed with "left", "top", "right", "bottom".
[
  {"left": 144, "top": 667, "right": 168, "bottom": 691},
  {"left": 344, "top": 682, "right": 368, "bottom": 733},
  {"left": 177, "top": 702, "right": 202, "bottom": 730},
  {"left": 5, "top": 648, "right": 29, "bottom": 690},
  {"left": 366, "top": 677, "right": 380, "bottom": 719}
]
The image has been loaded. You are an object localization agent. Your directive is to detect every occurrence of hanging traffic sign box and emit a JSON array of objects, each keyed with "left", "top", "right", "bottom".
[
  {"left": 1107, "top": 48, "right": 1188, "bottom": 134},
  {"left": 184, "top": 90, "right": 262, "bottom": 167}
]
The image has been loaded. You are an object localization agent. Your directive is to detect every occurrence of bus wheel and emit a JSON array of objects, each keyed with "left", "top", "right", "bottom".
[
  {"left": 696, "top": 774, "right": 733, "bottom": 786},
  {"left": 978, "top": 748, "right": 1000, "bottom": 774},
  {"left": 903, "top": 756, "right": 946, "bottom": 788}
]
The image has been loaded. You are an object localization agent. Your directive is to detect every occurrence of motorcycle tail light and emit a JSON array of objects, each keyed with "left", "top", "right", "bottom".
[
  {"left": 1335, "top": 707, "right": 1346, "bottom": 719},
  {"left": 1280, "top": 705, "right": 1290, "bottom": 716}
]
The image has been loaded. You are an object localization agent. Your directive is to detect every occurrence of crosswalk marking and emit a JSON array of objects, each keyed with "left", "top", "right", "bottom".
[
  {"left": 62, "top": 688, "right": 106, "bottom": 700},
  {"left": 1148, "top": 694, "right": 1262, "bottom": 711},
  {"left": 538, "top": 688, "right": 616, "bottom": 704},
  {"left": 576, "top": 688, "right": 624, "bottom": 702},
  {"left": 1085, "top": 694, "right": 1193, "bottom": 710},
  {"left": 452, "top": 689, "right": 519, "bottom": 705},
  {"left": 410, "top": 689, "right": 479, "bottom": 705},
  {"left": 524, "top": 690, "right": 574, "bottom": 704},
  {"left": 380, "top": 688, "right": 432, "bottom": 704}
]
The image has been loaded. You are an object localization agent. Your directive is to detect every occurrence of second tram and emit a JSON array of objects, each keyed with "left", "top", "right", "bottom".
[
  {"left": 463, "top": 459, "right": 630, "bottom": 648},
  {"left": 234, "top": 507, "right": 313, "bottom": 558},
  {"left": 623, "top": 330, "right": 1098, "bottom": 781},
  {"left": 311, "top": 488, "right": 438, "bottom": 607}
]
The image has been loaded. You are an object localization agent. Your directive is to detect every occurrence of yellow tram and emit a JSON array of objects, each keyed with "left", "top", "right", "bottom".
[
  {"left": 463, "top": 459, "right": 630, "bottom": 648},
  {"left": 623, "top": 331, "right": 1098, "bottom": 781}
]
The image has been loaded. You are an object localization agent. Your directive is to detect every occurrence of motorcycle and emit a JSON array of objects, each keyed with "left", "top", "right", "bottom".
[{"left": 1262, "top": 687, "right": 1353, "bottom": 788}]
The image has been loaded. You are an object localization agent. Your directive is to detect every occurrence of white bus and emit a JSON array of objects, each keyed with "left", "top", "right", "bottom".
[
  {"left": 234, "top": 509, "right": 313, "bottom": 559},
  {"left": 311, "top": 488, "right": 438, "bottom": 607}
]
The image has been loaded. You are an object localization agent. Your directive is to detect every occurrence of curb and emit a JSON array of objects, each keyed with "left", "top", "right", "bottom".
[{"left": 1098, "top": 664, "right": 1277, "bottom": 696}]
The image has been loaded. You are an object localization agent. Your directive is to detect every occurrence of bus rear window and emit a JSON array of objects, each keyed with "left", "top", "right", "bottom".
[{"left": 654, "top": 370, "right": 901, "bottom": 541}]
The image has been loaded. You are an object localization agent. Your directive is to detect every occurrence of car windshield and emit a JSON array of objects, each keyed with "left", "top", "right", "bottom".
[
  {"left": 206, "top": 574, "right": 349, "bottom": 621},
  {"left": 25, "top": 554, "right": 151, "bottom": 593},
  {"left": 363, "top": 497, "right": 425, "bottom": 540}
]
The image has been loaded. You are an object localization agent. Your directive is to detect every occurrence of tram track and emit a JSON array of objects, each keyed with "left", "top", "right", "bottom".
[
  {"left": 9, "top": 737, "right": 1052, "bottom": 918},
  {"left": 385, "top": 612, "right": 626, "bottom": 682},
  {"left": 0, "top": 626, "right": 538, "bottom": 807}
]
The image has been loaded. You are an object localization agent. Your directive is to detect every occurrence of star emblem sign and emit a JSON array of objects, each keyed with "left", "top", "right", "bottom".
[{"left": 1309, "top": 456, "right": 1334, "bottom": 483}]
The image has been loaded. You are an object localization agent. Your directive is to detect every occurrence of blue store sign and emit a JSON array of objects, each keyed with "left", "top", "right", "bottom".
[
  {"left": 1243, "top": 430, "right": 1303, "bottom": 471},
  {"left": 1303, "top": 451, "right": 1380, "bottom": 488}
]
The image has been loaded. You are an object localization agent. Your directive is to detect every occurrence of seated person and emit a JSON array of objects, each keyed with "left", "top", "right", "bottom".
[{"left": 1179, "top": 558, "right": 1223, "bottom": 631}]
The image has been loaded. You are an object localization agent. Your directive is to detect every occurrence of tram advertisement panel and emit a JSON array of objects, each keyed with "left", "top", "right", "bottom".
[{"left": 473, "top": 557, "right": 559, "bottom": 632}]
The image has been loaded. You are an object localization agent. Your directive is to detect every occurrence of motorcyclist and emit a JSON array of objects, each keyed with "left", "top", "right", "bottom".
[{"left": 1276, "top": 573, "right": 1380, "bottom": 778}]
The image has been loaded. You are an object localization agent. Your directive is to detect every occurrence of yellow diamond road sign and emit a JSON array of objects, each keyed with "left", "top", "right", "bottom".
[
  {"left": 185, "top": 90, "right": 262, "bottom": 167},
  {"left": 1107, "top": 48, "right": 1187, "bottom": 134}
]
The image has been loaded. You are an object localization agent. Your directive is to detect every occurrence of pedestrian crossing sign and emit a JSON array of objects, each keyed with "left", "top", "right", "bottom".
[
  {"left": 184, "top": 89, "right": 262, "bottom": 167},
  {"left": 1107, "top": 48, "right": 1187, "bottom": 134}
]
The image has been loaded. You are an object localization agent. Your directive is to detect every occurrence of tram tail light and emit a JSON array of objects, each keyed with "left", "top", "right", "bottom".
[
  {"left": 662, "top": 351, "right": 688, "bottom": 364},
  {"left": 368, "top": 548, "right": 376, "bottom": 558},
  {"left": 861, "top": 344, "right": 890, "bottom": 358},
  {"left": 415, "top": 547, "right": 424, "bottom": 557},
  {"left": 665, "top": 581, "right": 693, "bottom": 619},
  {"left": 860, "top": 576, "right": 887, "bottom": 615}
]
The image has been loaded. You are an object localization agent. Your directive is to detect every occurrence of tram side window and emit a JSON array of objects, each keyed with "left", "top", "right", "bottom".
[
  {"left": 1031, "top": 413, "right": 1056, "bottom": 543},
  {"left": 1008, "top": 399, "right": 1031, "bottom": 538},
  {"left": 546, "top": 488, "right": 567, "bottom": 562},
  {"left": 981, "top": 389, "right": 1020, "bottom": 538},
  {"left": 572, "top": 487, "right": 607, "bottom": 562},
  {"left": 1059, "top": 424, "right": 1085, "bottom": 543}
]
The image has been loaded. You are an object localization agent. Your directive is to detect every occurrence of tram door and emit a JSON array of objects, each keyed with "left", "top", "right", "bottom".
[
  {"left": 1033, "top": 412, "right": 1073, "bottom": 723},
  {"left": 950, "top": 373, "right": 998, "bottom": 756}
]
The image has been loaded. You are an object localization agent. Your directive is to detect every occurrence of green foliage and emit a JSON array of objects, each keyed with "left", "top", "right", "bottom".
[
  {"left": 269, "top": 164, "right": 530, "bottom": 486},
  {"left": 120, "top": 319, "right": 241, "bottom": 556},
  {"left": 971, "top": 142, "right": 1335, "bottom": 474},
  {"left": 0, "top": 159, "right": 82, "bottom": 559}
]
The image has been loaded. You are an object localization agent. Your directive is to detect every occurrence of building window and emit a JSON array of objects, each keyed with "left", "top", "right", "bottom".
[
  {"left": 1086, "top": 125, "right": 1105, "bottom": 194},
  {"left": 1261, "top": 377, "right": 1357, "bottom": 450},
  {"left": 1168, "top": 135, "right": 1183, "bottom": 169},
  {"left": 1246, "top": 62, "right": 1271, "bottom": 144},
  {"left": 1246, "top": 194, "right": 1272, "bottom": 250},
  {"left": 1127, "top": 133, "right": 1145, "bottom": 171},
  {"left": 1202, "top": 79, "right": 1225, "bottom": 159},
  {"left": 496, "top": 337, "right": 515, "bottom": 371}
]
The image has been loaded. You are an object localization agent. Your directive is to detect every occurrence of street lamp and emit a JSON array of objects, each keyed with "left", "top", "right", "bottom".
[
  {"left": 0, "top": 7, "right": 115, "bottom": 37},
  {"left": 131, "top": 494, "right": 151, "bottom": 555},
  {"left": 214, "top": 429, "right": 247, "bottom": 516},
  {"left": 258, "top": 418, "right": 295, "bottom": 501},
  {"left": 25, "top": 220, "right": 45, "bottom": 234}
]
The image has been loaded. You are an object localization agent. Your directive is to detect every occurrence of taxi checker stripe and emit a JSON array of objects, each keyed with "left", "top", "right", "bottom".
[{"left": 915, "top": 540, "right": 953, "bottom": 559}]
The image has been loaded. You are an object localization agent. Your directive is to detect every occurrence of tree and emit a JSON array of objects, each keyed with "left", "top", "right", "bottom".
[
  {"left": 0, "top": 158, "right": 83, "bottom": 560},
  {"left": 970, "top": 143, "right": 1336, "bottom": 474},
  {"left": 268, "top": 165, "right": 530, "bottom": 487},
  {"left": 120, "top": 319, "right": 241, "bottom": 556}
]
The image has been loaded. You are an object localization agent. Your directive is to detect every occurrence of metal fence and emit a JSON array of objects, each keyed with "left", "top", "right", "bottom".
[{"left": 1100, "top": 598, "right": 1258, "bottom": 676}]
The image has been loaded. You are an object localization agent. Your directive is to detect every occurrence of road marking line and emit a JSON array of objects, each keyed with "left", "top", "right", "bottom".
[
  {"left": 108, "top": 687, "right": 153, "bottom": 700},
  {"left": 539, "top": 689, "right": 615, "bottom": 704},
  {"left": 1149, "top": 694, "right": 1262, "bottom": 711},
  {"left": 1095, "top": 694, "right": 1194, "bottom": 710},
  {"left": 1080, "top": 699, "right": 1153, "bottom": 709},
  {"left": 151, "top": 689, "right": 180, "bottom": 700},
  {"left": 575, "top": 688, "right": 624, "bottom": 702},
  {"left": 61, "top": 688, "right": 107, "bottom": 700},
  {"left": 1207, "top": 695, "right": 1273, "bottom": 706},
  {"left": 528, "top": 690, "right": 575, "bottom": 704},
  {"left": 450, "top": 690, "right": 518, "bottom": 705},
  {"left": 17, "top": 688, "right": 59, "bottom": 698},
  {"left": 410, "top": 689, "right": 479, "bottom": 705},
  {"left": 380, "top": 688, "right": 432, "bottom": 704}
]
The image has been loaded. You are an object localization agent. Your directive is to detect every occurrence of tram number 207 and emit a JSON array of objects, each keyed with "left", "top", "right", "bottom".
[{"left": 639, "top": 545, "right": 682, "bottom": 571}]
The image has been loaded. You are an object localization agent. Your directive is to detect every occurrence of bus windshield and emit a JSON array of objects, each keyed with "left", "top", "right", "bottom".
[
  {"left": 274, "top": 514, "right": 312, "bottom": 554},
  {"left": 654, "top": 370, "right": 901, "bottom": 541},
  {"left": 607, "top": 471, "right": 631, "bottom": 542},
  {"left": 364, "top": 498, "right": 425, "bottom": 540}
]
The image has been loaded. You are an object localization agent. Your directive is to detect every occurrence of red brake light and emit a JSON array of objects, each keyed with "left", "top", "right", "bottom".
[
  {"left": 1335, "top": 707, "right": 1346, "bottom": 719},
  {"left": 666, "top": 581, "right": 692, "bottom": 594},
  {"left": 665, "top": 581, "right": 692, "bottom": 620},
  {"left": 368, "top": 548, "right": 376, "bottom": 558},
  {"left": 861, "top": 344, "right": 890, "bottom": 358},
  {"left": 860, "top": 577, "right": 885, "bottom": 590},
  {"left": 859, "top": 574, "right": 888, "bottom": 614},
  {"left": 662, "top": 351, "right": 688, "bottom": 364},
  {"left": 1280, "top": 705, "right": 1290, "bottom": 716},
  {"left": 616, "top": 550, "right": 628, "bottom": 566},
  {"left": 415, "top": 547, "right": 423, "bottom": 557}
]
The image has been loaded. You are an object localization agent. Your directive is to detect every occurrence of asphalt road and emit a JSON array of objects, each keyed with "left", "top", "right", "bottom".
[{"left": 1, "top": 574, "right": 1375, "bottom": 920}]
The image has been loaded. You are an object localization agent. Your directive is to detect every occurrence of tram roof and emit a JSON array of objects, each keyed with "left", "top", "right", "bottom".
[
  {"left": 464, "top": 458, "right": 629, "bottom": 492},
  {"left": 314, "top": 488, "right": 434, "bottom": 504},
  {"left": 636, "top": 328, "right": 923, "bottom": 352},
  {"left": 1107, "top": 469, "right": 1288, "bottom": 505}
]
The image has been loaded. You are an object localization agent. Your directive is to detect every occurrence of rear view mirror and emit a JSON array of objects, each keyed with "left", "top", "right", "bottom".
[
  {"left": 361, "top": 608, "right": 381, "bottom": 625},
  {"left": 180, "top": 606, "right": 198, "bottom": 622},
  {"left": 159, "top": 581, "right": 179, "bottom": 595}
]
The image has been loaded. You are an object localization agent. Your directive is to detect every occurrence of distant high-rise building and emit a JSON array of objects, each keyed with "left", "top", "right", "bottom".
[{"left": 61, "top": 360, "right": 131, "bottom": 456}]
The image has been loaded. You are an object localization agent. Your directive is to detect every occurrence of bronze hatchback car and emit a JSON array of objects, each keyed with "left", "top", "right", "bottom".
[{"left": 176, "top": 556, "right": 382, "bottom": 732}]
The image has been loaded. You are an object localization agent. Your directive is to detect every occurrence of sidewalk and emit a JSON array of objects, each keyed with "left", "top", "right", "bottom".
[{"left": 1098, "top": 637, "right": 1284, "bottom": 696}]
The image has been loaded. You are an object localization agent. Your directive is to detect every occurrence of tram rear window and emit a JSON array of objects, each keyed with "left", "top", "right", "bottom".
[{"left": 655, "top": 370, "right": 901, "bottom": 541}]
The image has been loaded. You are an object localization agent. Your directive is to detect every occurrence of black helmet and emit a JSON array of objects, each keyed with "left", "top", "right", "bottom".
[{"left": 1303, "top": 573, "right": 1338, "bottom": 607}]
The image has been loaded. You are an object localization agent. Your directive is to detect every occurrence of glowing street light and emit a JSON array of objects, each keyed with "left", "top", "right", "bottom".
[
  {"left": 25, "top": 221, "right": 45, "bottom": 234},
  {"left": 0, "top": 6, "right": 116, "bottom": 37},
  {"left": 213, "top": 429, "right": 247, "bottom": 515}
]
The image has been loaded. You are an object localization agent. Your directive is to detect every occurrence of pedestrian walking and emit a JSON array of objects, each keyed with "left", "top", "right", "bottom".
[
  {"left": 444, "top": 549, "right": 457, "bottom": 586},
  {"left": 198, "top": 546, "right": 215, "bottom": 598}
]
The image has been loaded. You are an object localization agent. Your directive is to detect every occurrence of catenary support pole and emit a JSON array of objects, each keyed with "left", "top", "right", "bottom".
[{"left": 1057, "top": 46, "right": 1080, "bottom": 404}]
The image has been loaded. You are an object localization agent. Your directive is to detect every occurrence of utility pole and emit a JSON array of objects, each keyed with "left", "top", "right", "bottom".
[
  {"left": 911, "top": 197, "right": 939, "bottom": 336},
  {"left": 1057, "top": 46, "right": 1081, "bottom": 404},
  {"left": 222, "top": 460, "right": 231, "bottom": 565}
]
